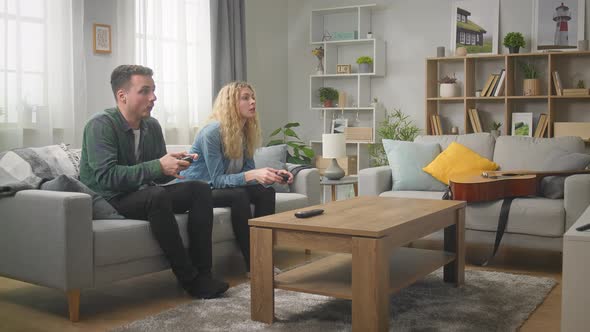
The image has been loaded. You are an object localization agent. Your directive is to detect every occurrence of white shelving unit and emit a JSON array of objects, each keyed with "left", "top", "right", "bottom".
[{"left": 309, "top": 4, "right": 386, "bottom": 172}]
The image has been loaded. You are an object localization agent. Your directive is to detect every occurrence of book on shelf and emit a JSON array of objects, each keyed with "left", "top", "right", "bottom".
[
  {"left": 431, "top": 115, "right": 443, "bottom": 135},
  {"left": 430, "top": 115, "right": 436, "bottom": 135},
  {"left": 533, "top": 114, "right": 547, "bottom": 138},
  {"left": 540, "top": 116, "right": 549, "bottom": 137},
  {"left": 468, "top": 109, "right": 478, "bottom": 132},
  {"left": 468, "top": 108, "right": 483, "bottom": 133},
  {"left": 435, "top": 115, "right": 443, "bottom": 135},
  {"left": 493, "top": 69, "right": 506, "bottom": 97},
  {"left": 553, "top": 71, "right": 563, "bottom": 96},
  {"left": 484, "top": 75, "right": 499, "bottom": 97},
  {"left": 480, "top": 74, "right": 495, "bottom": 97}
]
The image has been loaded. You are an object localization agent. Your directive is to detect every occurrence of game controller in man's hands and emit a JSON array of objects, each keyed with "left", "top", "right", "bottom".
[{"left": 180, "top": 156, "right": 193, "bottom": 163}]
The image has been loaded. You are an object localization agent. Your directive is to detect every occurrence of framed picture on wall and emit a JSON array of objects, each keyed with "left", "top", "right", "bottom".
[
  {"left": 93, "top": 23, "right": 112, "bottom": 54},
  {"left": 450, "top": 0, "right": 499, "bottom": 55},
  {"left": 331, "top": 118, "right": 348, "bottom": 134},
  {"left": 532, "top": 0, "right": 585, "bottom": 51},
  {"left": 512, "top": 112, "right": 533, "bottom": 137}
]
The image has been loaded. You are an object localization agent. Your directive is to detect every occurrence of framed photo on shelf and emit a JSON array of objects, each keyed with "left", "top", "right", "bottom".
[
  {"left": 450, "top": 0, "right": 499, "bottom": 55},
  {"left": 93, "top": 23, "right": 112, "bottom": 54},
  {"left": 512, "top": 112, "right": 533, "bottom": 137},
  {"left": 532, "top": 0, "right": 585, "bottom": 51},
  {"left": 331, "top": 118, "right": 348, "bottom": 134}
]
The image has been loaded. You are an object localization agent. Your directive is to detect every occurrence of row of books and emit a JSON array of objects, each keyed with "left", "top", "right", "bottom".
[
  {"left": 480, "top": 70, "right": 506, "bottom": 97},
  {"left": 533, "top": 113, "right": 549, "bottom": 138},
  {"left": 468, "top": 108, "right": 483, "bottom": 132},
  {"left": 430, "top": 115, "right": 443, "bottom": 135}
]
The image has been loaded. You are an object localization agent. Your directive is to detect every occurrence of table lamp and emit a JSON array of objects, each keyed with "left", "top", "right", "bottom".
[{"left": 322, "top": 133, "right": 346, "bottom": 180}]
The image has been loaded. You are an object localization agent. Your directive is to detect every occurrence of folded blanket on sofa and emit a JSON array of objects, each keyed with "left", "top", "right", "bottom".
[{"left": 0, "top": 144, "right": 78, "bottom": 197}]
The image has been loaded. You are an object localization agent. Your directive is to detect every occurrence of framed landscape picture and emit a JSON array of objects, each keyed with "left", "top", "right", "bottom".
[
  {"left": 331, "top": 118, "right": 348, "bottom": 134},
  {"left": 93, "top": 23, "right": 112, "bottom": 54},
  {"left": 450, "top": 0, "right": 499, "bottom": 55},
  {"left": 512, "top": 113, "right": 533, "bottom": 137},
  {"left": 532, "top": 0, "right": 585, "bottom": 51}
]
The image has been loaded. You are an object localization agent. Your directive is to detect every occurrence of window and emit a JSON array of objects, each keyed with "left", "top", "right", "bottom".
[
  {"left": 135, "top": 0, "right": 210, "bottom": 130},
  {"left": 457, "top": 13, "right": 460, "bottom": 21},
  {"left": 460, "top": 32, "right": 465, "bottom": 44},
  {"left": 0, "top": 0, "right": 47, "bottom": 124}
]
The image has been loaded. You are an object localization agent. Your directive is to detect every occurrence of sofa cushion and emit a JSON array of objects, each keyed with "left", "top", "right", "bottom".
[
  {"left": 41, "top": 175, "right": 124, "bottom": 220},
  {"left": 466, "top": 198, "right": 565, "bottom": 237},
  {"left": 254, "top": 144, "right": 289, "bottom": 193},
  {"left": 275, "top": 192, "right": 309, "bottom": 212},
  {"left": 493, "top": 136, "right": 585, "bottom": 170},
  {"left": 423, "top": 142, "right": 499, "bottom": 185},
  {"left": 93, "top": 208, "right": 234, "bottom": 267},
  {"left": 540, "top": 151, "right": 590, "bottom": 198},
  {"left": 379, "top": 190, "right": 446, "bottom": 200},
  {"left": 414, "top": 133, "right": 496, "bottom": 160},
  {"left": 382, "top": 140, "right": 447, "bottom": 191}
]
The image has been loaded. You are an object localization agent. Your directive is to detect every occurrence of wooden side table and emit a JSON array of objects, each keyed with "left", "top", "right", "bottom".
[{"left": 320, "top": 176, "right": 358, "bottom": 202}]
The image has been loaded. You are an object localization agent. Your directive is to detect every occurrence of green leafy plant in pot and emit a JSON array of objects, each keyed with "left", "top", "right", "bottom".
[
  {"left": 368, "top": 108, "right": 421, "bottom": 167},
  {"left": 356, "top": 56, "right": 373, "bottom": 73},
  {"left": 267, "top": 122, "right": 315, "bottom": 164},
  {"left": 519, "top": 61, "right": 541, "bottom": 96},
  {"left": 503, "top": 32, "right": 525, "bottom": 54},
  {"left": 318, "top": 87, "right": 338, "bottom": 108}
]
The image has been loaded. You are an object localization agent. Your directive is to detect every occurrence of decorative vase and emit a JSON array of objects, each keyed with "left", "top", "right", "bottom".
[
  {"left": 523, "top": 79, "right": 541, "bottom": 96},
  {"left": 323, "top": 100, "right": 333, "bottom": 107},
  {"left": 359, "top": 63, "right": 372, "bottom": 73},
  {"left": 508, "top": 46, "right": 520, "bottom": 54},
  {"left": 316, "top": 59, "right": 324, "bottom": 75},
  {"left": 490, "top": 129, "right": 500, "bottom": 138},
  {"left": 439, "top": 83, "right": 458, "bottom": 98}
]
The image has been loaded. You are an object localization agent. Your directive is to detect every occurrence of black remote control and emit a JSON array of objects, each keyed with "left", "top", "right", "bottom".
[
  {"left": 576, "top": 223, "right": 590, "bottom": 231},
  {"left": 180, "top": 156, "right": 193, "bottom": 163},
  {"left": 294, "top": 209, "right": 324, "bottom": 218}
]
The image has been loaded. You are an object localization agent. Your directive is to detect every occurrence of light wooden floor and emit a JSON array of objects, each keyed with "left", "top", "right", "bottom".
[{"left": 0, "top": 246, "right": 562, "bottom": 332}]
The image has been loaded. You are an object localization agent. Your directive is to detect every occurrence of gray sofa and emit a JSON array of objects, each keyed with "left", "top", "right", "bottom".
[
  {"left": 359, "top": 133, "right": 590, "bottom": 253},
  {"left": 0, "top": 145, "right": 320, "bottom": 321}
]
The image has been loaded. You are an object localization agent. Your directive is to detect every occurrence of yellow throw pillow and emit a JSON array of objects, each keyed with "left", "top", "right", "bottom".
[{"left": 422, "top": 141, "right": 499, "bottom": 185}]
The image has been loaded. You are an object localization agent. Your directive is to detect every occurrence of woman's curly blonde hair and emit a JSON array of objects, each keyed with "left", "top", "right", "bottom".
[{"left": 209, "top": 81, "right": 261, "bottom": 159}]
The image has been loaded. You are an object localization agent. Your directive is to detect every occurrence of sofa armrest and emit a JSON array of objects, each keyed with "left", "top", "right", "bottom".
[
  {"left": 0, "top": 190, "right": 93, "bottom": 291},
  {"left": 564, "top": 174, "right": 590, "bottom": 231},
  {"left": 289, "top": 167, "right": 321, "bottom": 206},
  {"left": 358, "top": 166, "right": 392, "bottom": 196}
]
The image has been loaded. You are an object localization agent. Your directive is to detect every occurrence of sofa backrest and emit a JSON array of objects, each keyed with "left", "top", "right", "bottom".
[
  {"left": 166, "top": 145, "right": 192, "bottom": 153},
  {"left": 493, "top": 136, "right": 585, "bottom": 170},
  {"left": 414, "top": 133, "right": 496, "bottom": 160}
]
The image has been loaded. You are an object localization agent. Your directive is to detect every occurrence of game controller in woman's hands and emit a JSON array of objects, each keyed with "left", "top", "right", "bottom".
[{"left": 279, "top": 173, "right": 290, "bottom": 182}]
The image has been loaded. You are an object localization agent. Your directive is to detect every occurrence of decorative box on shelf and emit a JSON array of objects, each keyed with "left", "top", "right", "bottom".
[
  {"left": 562, "top": 88, "right": 590, "bottom": 96},
  {"left": 315, "top": 155, "right": 358, "bottom": 176},
  {"left": 344, "top": 127, "right": 373, "bottom": 142},
  {"left": 554, "top": 122, "right": 590, "bottom": 140}
]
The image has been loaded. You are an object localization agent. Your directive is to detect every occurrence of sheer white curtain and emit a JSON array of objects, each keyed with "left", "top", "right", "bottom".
[
  {"left": 134, "top": 0, "right": 212, "bottom": 145},
  {"left": 0, "top": 0, "right": 80, "bottom": 151}
]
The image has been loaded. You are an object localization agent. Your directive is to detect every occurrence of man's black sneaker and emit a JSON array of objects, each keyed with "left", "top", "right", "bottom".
[{"left": 183, "top": 274, "right": 229, "bottom": 299}]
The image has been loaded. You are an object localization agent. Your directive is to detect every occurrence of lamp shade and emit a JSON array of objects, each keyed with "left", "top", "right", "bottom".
[{"left": 322, "top": 133, "right": 346, "bottom": 158}]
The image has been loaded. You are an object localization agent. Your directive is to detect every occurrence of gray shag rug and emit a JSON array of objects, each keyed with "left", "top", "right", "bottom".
[{"left": 111, "top": 269, "right": 556, "bottom": 332}]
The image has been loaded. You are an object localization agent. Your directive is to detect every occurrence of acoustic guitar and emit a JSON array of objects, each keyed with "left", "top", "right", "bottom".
[{"left": 449, "top": 170, "right": 590, "bottom": 202}]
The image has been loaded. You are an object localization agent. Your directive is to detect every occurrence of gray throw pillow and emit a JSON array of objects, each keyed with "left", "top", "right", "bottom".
[
  {"left": 254, "top": 144, "right": 290, "bottom": 193},
  {"left": 540, "top": 152, "right": 590, "bottom": 199},
  {"left": 41, "top": 175, "right": 124, "bottom": 220}
]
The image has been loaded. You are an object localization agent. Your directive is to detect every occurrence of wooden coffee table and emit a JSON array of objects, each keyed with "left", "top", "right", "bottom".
[{"left": 249, "top": 196, "right": 466, "bottom": 331}]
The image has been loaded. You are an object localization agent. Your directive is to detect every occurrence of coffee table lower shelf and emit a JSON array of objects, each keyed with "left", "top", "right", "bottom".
[{"left": 274, "top": 247, "right": 455, "bottom": 299}]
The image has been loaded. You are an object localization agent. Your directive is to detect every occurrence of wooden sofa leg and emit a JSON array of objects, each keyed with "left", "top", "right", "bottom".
[{"left": 67, "top": 289, "right": 80, "bottom": 322}]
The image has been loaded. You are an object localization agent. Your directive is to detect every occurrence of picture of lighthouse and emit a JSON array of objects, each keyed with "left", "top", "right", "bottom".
[{"left": 533, "top": 0, "right": 585, "bottom": 51}]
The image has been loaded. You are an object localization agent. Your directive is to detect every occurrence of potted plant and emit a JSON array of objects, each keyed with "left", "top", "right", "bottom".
[
  {"left": 490, "top": 121, "right": 502, "bottom": 138},
  {"left": 438, "top": 74, "right": 458, "bottom": 98},
  {"left": 503, "top": 32, "right": 526, "bottom": 54},
  {"left": 318, "top": 87, "right": 338, "bottom": 107},
  {"left": 368, "top": 108, "right": 421, "bottom": 166},
  {"left": 519, "top": 62, "right": 541, "bottom": 96},
  {"left": 356, "top": 56, "right": 373, "bottom": 73},
  {"left": 267, "top": 122, "right": 315, "bottom": 164}
]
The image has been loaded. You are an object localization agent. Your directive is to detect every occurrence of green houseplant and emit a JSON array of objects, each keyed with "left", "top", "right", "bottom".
[
  {"left": 368, "top": 108, "right": 421, "bottom": 166},
  {"left": 318, "top": 87, "right": 338, "bottom": 107},
  {"left": 503, "top": 32, "right": 526, "bottom": 54},
  {"left": 267, "top": 122, "right": 315, "bottom": 164},
  {"left": 356, "top": 56, "right": 373, "bottom": 73},
  {"left": 519, "top": 62, "right": 541, "bottom": 96}
]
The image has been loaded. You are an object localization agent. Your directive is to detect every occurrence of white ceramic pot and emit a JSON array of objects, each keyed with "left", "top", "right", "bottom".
[{"left": 439, "top": 83, "right": 458, "bottom": 98}]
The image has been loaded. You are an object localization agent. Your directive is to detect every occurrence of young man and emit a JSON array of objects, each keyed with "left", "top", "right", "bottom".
[{"left": 79, "top": 65, "right": 228, "bottom": 298}]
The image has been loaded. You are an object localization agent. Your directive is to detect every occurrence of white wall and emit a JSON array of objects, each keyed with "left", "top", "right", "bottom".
[
  {"left": 84, "top": 0, "right": 120, "bottom": 121},
  {"left": 245, "top": 0, "right": 289, "bottom": 143},
  {"left": 244, "top": 0, "right": 590, "bottom": 145}
]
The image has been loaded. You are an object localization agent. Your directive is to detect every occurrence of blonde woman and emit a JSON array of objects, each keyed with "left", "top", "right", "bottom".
[{"left": 180, "top": 82, "right": 293, "bottom": 271}]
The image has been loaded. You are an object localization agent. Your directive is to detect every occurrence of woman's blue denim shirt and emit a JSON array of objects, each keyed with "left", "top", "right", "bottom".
[{"left": 178, "top": 121, "right": 256, "bottom": 188}]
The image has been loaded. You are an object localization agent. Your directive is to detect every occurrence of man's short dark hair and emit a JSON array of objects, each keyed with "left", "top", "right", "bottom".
[{"left": 110, "top": 65, "right": 154, "bottom": 99}]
